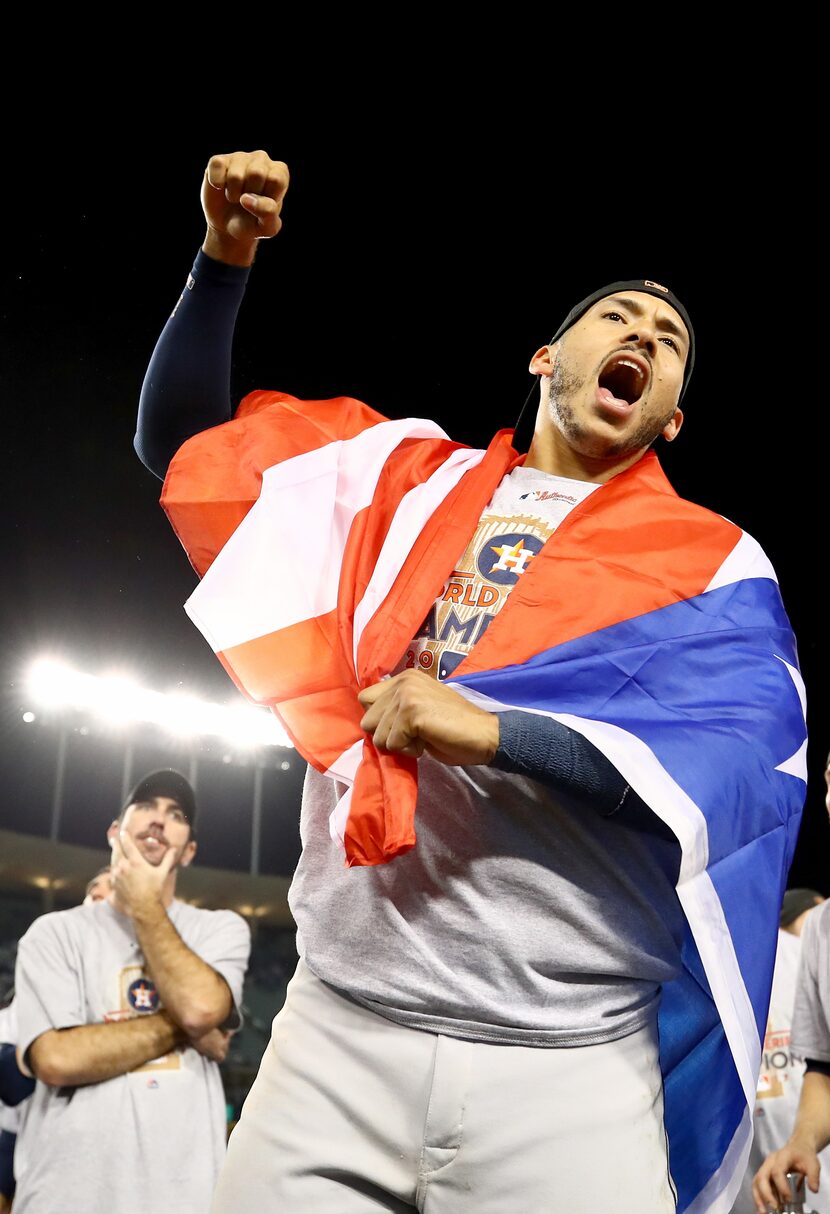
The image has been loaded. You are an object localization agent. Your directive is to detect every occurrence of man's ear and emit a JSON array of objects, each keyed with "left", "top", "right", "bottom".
[
  {"left": 180, "top": 839, "right": 197, "bottom": 868},
  {"left": 661, "top": 407, "right": 684, "bottom": 443},
  {"left": 529, "top": 344, "right": 555, "bottom": 377},
  {"left": 105, "top": 819, "right": 120, "bottom": 846}
]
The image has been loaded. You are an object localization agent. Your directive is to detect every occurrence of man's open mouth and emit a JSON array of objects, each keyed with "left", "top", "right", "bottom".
[{"left": 598, "top": 354, "right": 649, "bottom": 405}]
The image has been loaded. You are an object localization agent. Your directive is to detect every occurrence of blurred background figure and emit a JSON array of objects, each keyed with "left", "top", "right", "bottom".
[
  {"left": 82, "top": 865, "right": 113, "bottom": 905},
  {"left": 10, "top": 770, "right": 251, "bottom": 1214},
  {"left": 0, "top": 858, "right": 133, "bottom": 1212},
  {"left": 730, "top": 888, "right": 828, "bottom": 1212},
  {"left": 0, "top": 990, "right": 28, "bottom": 1214},
  {"left": 751, "top": 752, "right": 830, "bottom": 1213}
]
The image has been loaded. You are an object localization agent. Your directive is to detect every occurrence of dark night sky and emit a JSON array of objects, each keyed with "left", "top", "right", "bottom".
[{"left": 1, "top": 108, "right": 826, "bottom": 888}]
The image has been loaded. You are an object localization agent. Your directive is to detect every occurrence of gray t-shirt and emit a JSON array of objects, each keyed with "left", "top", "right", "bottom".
[
  {"left": 12, "top": 898, "right": 251, "bottom": 1214},
  {"left": 791, "top": 900, "right": 830, "bottom": 1064},
  {"left": 290, "top": 466, "right": 685, "bottom": 1047}
]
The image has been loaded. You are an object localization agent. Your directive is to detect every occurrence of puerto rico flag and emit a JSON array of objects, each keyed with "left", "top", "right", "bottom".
[{"left": 161, "top": 390, "right": 807, "bottom": 1214}]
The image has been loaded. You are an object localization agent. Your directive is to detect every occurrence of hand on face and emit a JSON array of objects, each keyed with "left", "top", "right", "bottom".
[
  {"left": 109, "top": 804, "right": 192, "bottom": 915},
  {"left": 110, "top": 827, "right": 177, "bottom": 916}
]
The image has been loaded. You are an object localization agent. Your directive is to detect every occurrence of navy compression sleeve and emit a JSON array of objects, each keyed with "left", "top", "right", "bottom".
[
  {"left": 0, "top": 1130, "right": 16, "bottom": 1200},
  {"left": 493, "top": 710, "right": 630, "bottom": 815},
  {"left": 134, "top": 250, "right": 251, "bottom": 480}
]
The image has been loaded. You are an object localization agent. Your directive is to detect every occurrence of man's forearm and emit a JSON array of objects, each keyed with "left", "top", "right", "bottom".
[
  {"left": 26, "top": 1012, "right": 186, "bottom": 1087},
  {"left": 790, "top": 1070, "right": 830, "bottom": 1152},
  {"left": 132, "top": 901, "right": 232, "bottom": 1035},
  {"left": 492, "top": 710, "right": 628, "bottom": 814},
  {"left": 134, "top": 250, "right": 248, "bottom": 479}
]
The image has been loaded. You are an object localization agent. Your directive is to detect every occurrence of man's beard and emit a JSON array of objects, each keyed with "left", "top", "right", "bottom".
[{"left": 548, "top": 352, "right": 674, "bottom": 458}]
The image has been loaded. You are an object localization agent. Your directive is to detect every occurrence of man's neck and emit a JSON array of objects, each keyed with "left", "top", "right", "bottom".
[
  {"left": 109, "top": 878, "right": 177, "bottom": 916},
  {"left": 524, "top": 430, "right": 648, "bottom": 485}
]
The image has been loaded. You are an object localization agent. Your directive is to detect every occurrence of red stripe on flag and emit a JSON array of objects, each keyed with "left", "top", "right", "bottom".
[
  {"left": 216, "top": 609, "right": 361, "bottom": 771},
  {"left": 356, "top": 430, "right": 522, "bottom": 683}
]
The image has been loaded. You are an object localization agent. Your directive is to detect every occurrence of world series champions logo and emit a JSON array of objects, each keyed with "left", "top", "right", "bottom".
[{"left": 103, "top": 965, "right": 181, "bottom": 1073}]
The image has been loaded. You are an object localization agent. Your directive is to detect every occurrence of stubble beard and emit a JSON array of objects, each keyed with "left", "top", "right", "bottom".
[{"left": 548, "top": 353, "right": 675, "bottom": 459}]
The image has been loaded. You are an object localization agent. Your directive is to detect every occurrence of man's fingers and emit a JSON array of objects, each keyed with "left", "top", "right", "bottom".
[
  {"left": 806, "top": 1158, "right": 821, "bottom": 1191},
  {"left": 205, "top": 153, "right": 231, "bottom": 192},
  {"left": 219, "top": 151, "right": 288, "bottom": 206},
  {"left": 109, "top": 830, "right": 125, "bottom": 862},
  {"left": 383, "top": 707, "right": 423, "bottom": 755},
  {"left": 753, "top": 1169, "right": 779, "bottom": 1211},
  {"left": 118, "top": 828, "right": 141, "bottom": 859},
  {"left": 357, "top": 681, "right": 386, "bottom": 709},
  {"left": 239, "top": 193, "right": 283, "bottom": 238},
  {"left": 769, "top": 1162, "right": 796, "bottom": 1207},
  {"left": 359, "top": 682, "right": 396, "bottom": 734},
  {"left": 361, "top": 698, "right": 424, "bottom": 758},
  {"left": 158, "top": 845, "right": 178, "bottom": 878},
  {"left": 360, "top": 684, "right": 403, "bottom": 742}
]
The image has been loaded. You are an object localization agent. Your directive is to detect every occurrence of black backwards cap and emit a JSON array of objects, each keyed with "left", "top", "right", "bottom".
[
  {"left": 513, "top": 278, "right": 695, "bottom": 455},
  {"left": 123, "top": 768, "right": 197, "bottom": 832}
]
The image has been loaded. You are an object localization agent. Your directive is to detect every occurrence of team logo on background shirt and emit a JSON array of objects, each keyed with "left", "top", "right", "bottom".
[
  {"left": 477, "top": 532, "right": 545, "bottom": 585},
  {"left": 127, "top": 977, "right": 160, "bottom": 1013}
]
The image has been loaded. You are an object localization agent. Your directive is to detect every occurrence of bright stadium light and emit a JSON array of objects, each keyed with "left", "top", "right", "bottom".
[{"left": 25, "top": 657, "right": 293, "bottom": 749}]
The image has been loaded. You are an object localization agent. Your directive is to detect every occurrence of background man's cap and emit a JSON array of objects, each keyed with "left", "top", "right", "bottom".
[
  {"left": 512, "top": 278, "right": 696, "bottom": 455},
  {"left": 123, "top": 768, "right": 197, "bottom": 831},
  {"left": 780, "top": 887, "right": 824, "bottom": 928}
]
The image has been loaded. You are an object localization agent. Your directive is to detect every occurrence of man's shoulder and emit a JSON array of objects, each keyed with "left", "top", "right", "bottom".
[
  {"left": 20, "top": 903, "right": 91, "bottom": 945},
  {"left": 803, "top": 900, "right": 830, "bottom": 947},
  {"left": 171, "top": 900, "right": 250, "bottom": 936}
]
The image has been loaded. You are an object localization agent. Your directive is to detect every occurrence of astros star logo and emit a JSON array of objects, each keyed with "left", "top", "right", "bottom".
[
  {"left": 128, "top": 977, "right": 160, "bottom": 1013},
  {"left": 490, "top": 538, "right": 535, "bottom": 575}
]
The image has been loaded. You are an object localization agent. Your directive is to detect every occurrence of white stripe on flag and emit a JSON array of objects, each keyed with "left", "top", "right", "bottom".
[
  {"left": 329, "top": 786, "right": 353, "bottom": 851},
  {"left": 183, "top": 418, "right": 449, "bottom": 654},
  {"left": 705, "top": 529, "right": 777, "bottom": 593},
  {"left": 682, "top": 1105, "right": 752, "bottom": 1214},
  {"left": 324, "top": 739, "right": 363, "bottom": 787},
  {"left": 775, "top": 658, "right": 808, "bottom": 780},
  {"left": 323, "top": 741, "right": 364, "bottom": 852},
  {"left": 677, "top": 872, "right": 761, "bottom": 1110},
  {"left": 352, "top": 446, "right": 487, "bottom": 670}
]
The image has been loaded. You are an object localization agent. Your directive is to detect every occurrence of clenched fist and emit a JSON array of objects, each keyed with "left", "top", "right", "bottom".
[
  {"left": 358, "top": 669, "right": 500, "bottom": 767},
  {"left": 201, "top": 149, "right": 290, "bottom": 267}
]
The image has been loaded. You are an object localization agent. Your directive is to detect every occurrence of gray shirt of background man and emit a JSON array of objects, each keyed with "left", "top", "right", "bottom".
[
  {"left": 12, "top": 897, "right": 249, "bottom": 1214},
  {"left": 792, "top": 900, "right": 830, "bottom": 1065}
]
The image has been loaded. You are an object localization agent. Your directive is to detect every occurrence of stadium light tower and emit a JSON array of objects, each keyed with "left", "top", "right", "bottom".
[{"left": 22, "top": 656, "right": 295, "bottom": 877}]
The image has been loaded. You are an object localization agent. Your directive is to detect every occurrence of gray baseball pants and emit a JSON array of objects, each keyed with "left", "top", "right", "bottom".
[{"left": 210, "top": 958, "right": 677, "bottom": 1212}]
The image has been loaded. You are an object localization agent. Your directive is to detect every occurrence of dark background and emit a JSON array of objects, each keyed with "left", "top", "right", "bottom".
[{"left": 1, "top": 111, "right": 826, "bottom": 889}]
